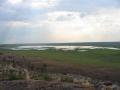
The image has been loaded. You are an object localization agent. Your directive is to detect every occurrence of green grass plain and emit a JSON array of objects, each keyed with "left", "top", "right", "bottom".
[{"left": 1, "top": 48, "right": 120, "bottom": 68}]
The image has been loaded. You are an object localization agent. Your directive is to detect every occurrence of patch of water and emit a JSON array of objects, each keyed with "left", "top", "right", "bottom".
[{"left": 10, "top": 45, "right": 120, "bottom": 51}]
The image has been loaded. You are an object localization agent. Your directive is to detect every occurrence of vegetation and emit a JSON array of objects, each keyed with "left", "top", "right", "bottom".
[
  {"left": 61, "top": 75, "right": 73, "bottom": 82},
  {"left": 1, "top": 49, "right": 120, "bottom": 68},
  {"left": 32, "top": 73, "right": 51, "bottom": 81},
  {"left": 8, "top": 69, "right": 24, "bottom": 80},
  {"left": 0, "top": 48, "right": 120, "bottom": 90},
  {"left": 0, "top": 48, "right": 120, "bottom": 81},
  {"left": 0, "top": 43, "right": 120, "bottom": 90}
]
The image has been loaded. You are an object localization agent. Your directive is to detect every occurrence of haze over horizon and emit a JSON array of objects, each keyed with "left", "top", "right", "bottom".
[{"left": 0, "top": 0, "right": 120, "bottom": 44}]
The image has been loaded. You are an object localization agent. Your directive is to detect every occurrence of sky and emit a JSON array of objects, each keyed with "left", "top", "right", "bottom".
[{"left": 0, "top": 0, "right": 120, "bottom": 44}]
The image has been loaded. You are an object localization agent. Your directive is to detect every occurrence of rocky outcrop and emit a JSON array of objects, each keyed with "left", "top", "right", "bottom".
[{"left": 0, "top": 80, "right": 95, "bottom": 90}]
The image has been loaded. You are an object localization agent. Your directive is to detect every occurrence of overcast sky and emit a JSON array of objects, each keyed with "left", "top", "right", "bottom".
[{"left": 0, "top": 0, "right": 120, "bottom": 44}]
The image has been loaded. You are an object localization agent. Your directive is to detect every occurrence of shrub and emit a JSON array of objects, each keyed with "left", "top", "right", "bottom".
[
  {"left": 41, "top": 63, "right": 47, "bottom": 73},
  {"left": 61, "top": 76, "right": 73, "bottom": 83},
  {"left": 32, "top": 73, "right": 51, "bottom": 81},
  {"left": 0, "top": 52, "right": 3, "bottom": 55},
  {"left": 8, "top": 70, "right": 24, "bottom": 80}
]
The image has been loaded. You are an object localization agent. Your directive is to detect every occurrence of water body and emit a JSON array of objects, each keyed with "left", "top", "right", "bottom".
[
  {"left": 6, "top": 45, "right": 120, "bottom": 51},
  {"left": 0, "top": 42, "right": 120, "bottom": 51}
]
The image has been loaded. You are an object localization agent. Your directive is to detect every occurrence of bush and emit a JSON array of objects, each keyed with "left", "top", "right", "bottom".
[
  {"left": 61, "top": 76, "right": 73, "bottom": 83},
  {"left": 8, "top": 70, "right": 24, "bottom": 80},
  {"left": 32, "top": 73, "right": 51, "bottom": 81},
  {"left": 0, "top": 52, "right": 3, "bottom": 55},
  {"left": 42, "top": 74, "right": 51, "bottom": 81},
  {"left": 41, "top": 63, "right": 47, "bottom": 73}
]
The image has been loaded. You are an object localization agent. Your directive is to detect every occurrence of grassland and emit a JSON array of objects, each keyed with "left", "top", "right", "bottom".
[
  {"left": 1, "top": 43, "right": 120, "bottom": 89},
  {"left": 1, "top": 48, "right": 120, "bottom": 82},
  {"left": 1, "top": 48, "right": 120, "bottom": 68}
]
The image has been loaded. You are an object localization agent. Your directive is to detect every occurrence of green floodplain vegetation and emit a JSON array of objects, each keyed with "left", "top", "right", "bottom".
[{"left": 1, "top": 48, "right": 120, "bottom": 69}]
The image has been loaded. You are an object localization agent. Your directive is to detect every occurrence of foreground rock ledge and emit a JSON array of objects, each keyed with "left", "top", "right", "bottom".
[{"left": 0, "top": 80, "right": 96, "bottom": 90}]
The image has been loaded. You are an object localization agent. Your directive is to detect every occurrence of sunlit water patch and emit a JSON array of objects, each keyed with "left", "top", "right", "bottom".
[{"left": 9, "top": 45, "right": 120, "bottom": 51}]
